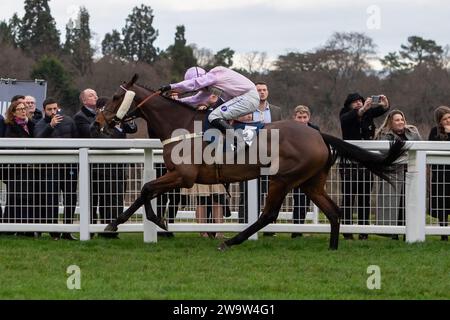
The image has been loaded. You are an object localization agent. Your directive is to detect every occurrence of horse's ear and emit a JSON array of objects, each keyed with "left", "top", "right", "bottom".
[{"left": 128, "top": 74, "right": 139, "bottom": 86}]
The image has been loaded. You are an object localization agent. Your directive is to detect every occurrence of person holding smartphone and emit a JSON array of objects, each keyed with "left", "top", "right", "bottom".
[
  {"left": 35, "top": 98, "right": 78, "bottom": 240},
  {"left": 339, "top": 93, "right": 390, "bottom": 240}
]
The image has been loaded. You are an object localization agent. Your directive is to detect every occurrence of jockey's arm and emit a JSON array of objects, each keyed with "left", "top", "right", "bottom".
[
  {"left": 171, "top": 72, "right": 217, "bottom": 92},
  {"left": 179, "top": 90, "right": 212, "bottom": 107}
]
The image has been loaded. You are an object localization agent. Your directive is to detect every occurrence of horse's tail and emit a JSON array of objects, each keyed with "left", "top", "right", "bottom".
[{"left": 321, "top": 133, "right": 407, "bottom": 185}]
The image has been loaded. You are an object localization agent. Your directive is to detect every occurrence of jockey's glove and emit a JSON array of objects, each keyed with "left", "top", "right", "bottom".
[{"left": 158, "top": 85, "right": 171, "bottom": 93}]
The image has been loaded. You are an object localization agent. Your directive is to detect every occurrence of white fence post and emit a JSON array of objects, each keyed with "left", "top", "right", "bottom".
[
  {"left": 247, "top": 179, "right": 258, "bottom": 240},
  {"left": 78, "top": 148, "right": 90, "bottom": 241},
  {"left": 143, "top": 148, "right": 157, "bottom": 243},
  {"left": 405, "top": 150, "right": 426, "bottom": 243}
]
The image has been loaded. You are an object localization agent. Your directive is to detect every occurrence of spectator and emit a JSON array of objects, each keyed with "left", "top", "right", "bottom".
[
  {"left": 239, "top": 82, "right": 282, "bottom": 235},
  {"left": 92, "top": 97, "right": 137, "bottom": 239},
  {"left": 73, "top": 89, "right": 98, "bottom": 235},
  {"left": 24, "top": 95, "right": 43, "bottom": 124},
  {"left": 3, "top": 101, "right": 35, "bottom": 236},
  {"left": 253, "top": 82, "right": 282, "bottom": 124},
  {"left": 291, "top": 105, "right": 320, "bottom": 238},
  {"left": 339, "top": 93, "right": 390, "bottom": 240},
  {"left": 0, "top": 96, "right": 27, "bottom": 230},
  {"left": 35, "top": 97, "right": 78, "bottom": 240},
  {"left": 74, "top": 88, "right": 98, "bottom": 138},
  {"left": 4, "top": 100, "right": 34, "bottom": 137},
  {"left": 183, "top": 183, "right": 227, "bottom": 239},
  {"left": 428, "top": 106, "right": 450, "bottom": 241},
  {"left": 375, "top": 110, "right": 422, "bottom": 240},
  {"left": 10, "top": 95, "right": 26, "bottom": 103},
  {"left": 0, "top": 112, "right": 5, "bottom": 137}
]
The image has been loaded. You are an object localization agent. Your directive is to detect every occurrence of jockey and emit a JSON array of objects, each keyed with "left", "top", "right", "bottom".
[{"left": 159, "top": 66, "right": 260, "bottom": 147}]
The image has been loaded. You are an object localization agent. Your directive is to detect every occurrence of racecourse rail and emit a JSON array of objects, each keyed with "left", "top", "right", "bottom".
[{"left": 0, "top": 138, "right": 448, "bottom": 242}]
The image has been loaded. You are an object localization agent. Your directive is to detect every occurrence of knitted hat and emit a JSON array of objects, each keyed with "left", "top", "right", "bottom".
[
  {"left": 184, "top": 66, "right": 206, "bottom": 81},
  {"left": 434, "top": 106, "right": 450, "bottom": 126},
  {"left": 344, "top": 93, "right": 365, "bottom": 108}
]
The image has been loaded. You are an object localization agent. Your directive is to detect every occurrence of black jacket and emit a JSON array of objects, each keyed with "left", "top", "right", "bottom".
[
  {"left": 73, "top": 106, "right": 96, "bottom": 138},
  {"left": 34, "top": 114, "right": 78, "bottom": 138},
  {"left": 30, "top": 109, "right": 44, "bottom": 124},
  {"left": 340, "top": 105, "right": 388, "bottom": 140},
  {"left": 4, "top": 121, "right": 35, "bottom": 138},
  {"left": 0, "top": 115, "right": 6, "bottom": 137},
  {"left": 110, "top": 121, "right": 138, "bottom": 138},
  {"left": 308, "top": 122, "right": 320, "bottom": 131},
  {"left": 428, "top": 126, "right": 450, "bottom": 141}
]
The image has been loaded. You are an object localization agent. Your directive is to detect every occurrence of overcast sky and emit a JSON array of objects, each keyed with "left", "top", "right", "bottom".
[{"left": 1, "top": 0, "right": 450, "bottom": 65}]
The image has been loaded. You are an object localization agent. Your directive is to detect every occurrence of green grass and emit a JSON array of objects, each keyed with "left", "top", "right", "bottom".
[{"left": 0, "top": 233, "right": 448, "bottom": 300}]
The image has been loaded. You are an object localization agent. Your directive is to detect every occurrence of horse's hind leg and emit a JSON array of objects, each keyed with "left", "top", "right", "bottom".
[
  {"left": 301, "top": 170, "right": 341, "bottom": 250},
  {"left": 220, "top": 179, "right": 289, "bottom": 250}
]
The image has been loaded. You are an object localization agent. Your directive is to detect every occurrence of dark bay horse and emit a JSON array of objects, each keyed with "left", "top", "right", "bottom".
[{"left": 94, "top": 74, "right": 406, "bottom": 250}]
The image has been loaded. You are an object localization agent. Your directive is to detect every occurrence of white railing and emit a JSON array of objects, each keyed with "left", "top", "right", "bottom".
[{"left": 0, "top": 139, "right": 448, "bottom": 243}]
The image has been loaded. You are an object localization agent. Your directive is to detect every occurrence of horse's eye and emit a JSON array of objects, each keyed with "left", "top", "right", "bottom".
[{"left": 112, "top": 95, "right": 120, "bottom": 101}]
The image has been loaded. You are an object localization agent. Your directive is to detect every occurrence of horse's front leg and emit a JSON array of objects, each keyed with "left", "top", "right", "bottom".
[
  {"left": 141, "top": 170, "right": 189, "bottom": 231},
  {"left": 105, "top": 170, "right": 187, "bottom": 232},
  {"left": 105, "top": 196, "right": 145, "bottom": 232}
]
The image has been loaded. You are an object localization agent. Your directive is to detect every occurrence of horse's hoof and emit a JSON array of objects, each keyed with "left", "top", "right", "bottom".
[
  {"left": 158, "top": 218, "right": 168, "bottom": 231},
  {"left": 217, "top": 242, "right": 229, "bottom": 252},
  {"left": 104, "top": 223, "right": 118, "bottom": 232}
]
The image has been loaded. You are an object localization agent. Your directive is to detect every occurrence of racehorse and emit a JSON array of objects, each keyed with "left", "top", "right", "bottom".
[{"left": 94, "top": 74, "right": 406, "bottom": 251}]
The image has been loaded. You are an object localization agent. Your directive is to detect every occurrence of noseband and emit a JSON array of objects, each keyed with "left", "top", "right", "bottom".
[{"left": 101, "top": 85, "right": 162, "bottom": 131}]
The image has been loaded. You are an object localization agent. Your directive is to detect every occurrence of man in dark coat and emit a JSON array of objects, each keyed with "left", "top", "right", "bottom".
[
  {"left": 35, "top": 97, "right": 78, "bottom": 240},
  {"left": 74, "top": 88, "right": 98, "bottom": 138},
  {"left": 25, "top": 95, "right": 43, "bottom": 124}
]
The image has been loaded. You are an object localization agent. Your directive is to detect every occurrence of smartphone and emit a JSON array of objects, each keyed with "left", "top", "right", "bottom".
[{"left": 371, "top": 95, "right": 381, "bottom": 105}]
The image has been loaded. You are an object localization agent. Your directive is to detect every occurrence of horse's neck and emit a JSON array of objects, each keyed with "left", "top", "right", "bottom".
[{"left": 138, "top": 90, "right": 204, "bottom": 140}]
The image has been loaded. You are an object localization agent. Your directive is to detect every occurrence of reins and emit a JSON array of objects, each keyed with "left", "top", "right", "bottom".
[{"left": 135, "top": 90, "right": 162, "bottom": 109}]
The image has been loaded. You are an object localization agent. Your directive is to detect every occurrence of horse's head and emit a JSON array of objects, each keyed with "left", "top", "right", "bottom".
[{"left": 93, "top": 74, "right": 139, "bottom": 137}]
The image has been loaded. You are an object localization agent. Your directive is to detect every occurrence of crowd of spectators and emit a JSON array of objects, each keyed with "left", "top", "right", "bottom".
[{"left": 1, "top": 71, "right": 449, "bottom": 242}]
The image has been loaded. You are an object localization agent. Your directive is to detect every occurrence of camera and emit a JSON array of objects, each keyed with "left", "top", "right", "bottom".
[{"left": 371, "top": 95, "right": 381, "bottom": 105}]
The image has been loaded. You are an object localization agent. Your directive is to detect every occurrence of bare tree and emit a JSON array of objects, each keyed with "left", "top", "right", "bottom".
[
  {"left": 241, "top": 51, "right": 270, "bottom": 73},
  {"left": 190, "top": 44, "right": 214, "bottom": 68}
]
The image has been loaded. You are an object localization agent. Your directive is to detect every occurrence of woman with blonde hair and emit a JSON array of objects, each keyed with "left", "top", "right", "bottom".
[
  {"left": 375, "top": 109, "right": 421, "bottom": 239},
  {"left": 375, "top": 109, "right": 422, "bottom": 141}
]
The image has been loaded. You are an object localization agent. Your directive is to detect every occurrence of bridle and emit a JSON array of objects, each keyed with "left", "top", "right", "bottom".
[{"left": 101, "top": 84, "right": 161, "bottom": 128}]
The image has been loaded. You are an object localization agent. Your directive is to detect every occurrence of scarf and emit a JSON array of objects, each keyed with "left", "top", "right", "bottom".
[{"left": 14, "top": 117, "right": 30, "bottom": 135}]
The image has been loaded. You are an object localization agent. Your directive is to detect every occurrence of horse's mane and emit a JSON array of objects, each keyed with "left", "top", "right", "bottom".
[{"left": 135, "top": 82, "right": 207, "bottom": 114}]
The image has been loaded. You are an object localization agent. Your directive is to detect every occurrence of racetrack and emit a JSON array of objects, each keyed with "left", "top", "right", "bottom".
[{"left": 0, "top": 233, "right": 448, "bottom": 300}]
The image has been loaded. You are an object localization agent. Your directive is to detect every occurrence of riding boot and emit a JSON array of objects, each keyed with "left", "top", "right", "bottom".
[
  {"left": 210, "top": 118, "right": 234, "bottom": 134},
  {"left": 210, "top": 118, "right": 239, "bottom": 150}
]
